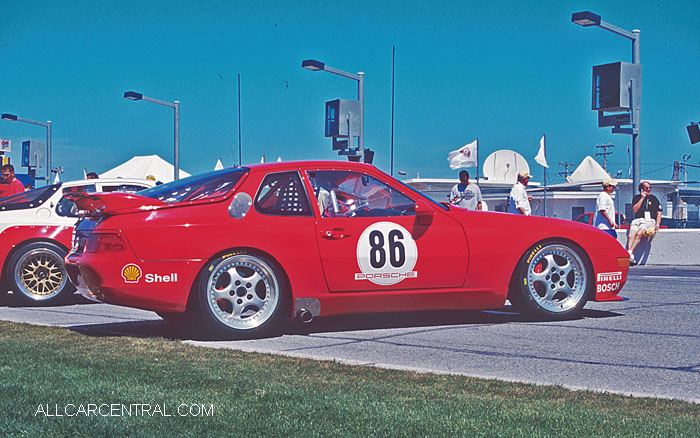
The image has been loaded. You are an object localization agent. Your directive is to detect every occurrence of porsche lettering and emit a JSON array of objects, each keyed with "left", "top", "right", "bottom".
[{"left": 355, "top": 271, "right": 418, "bottom": 280}]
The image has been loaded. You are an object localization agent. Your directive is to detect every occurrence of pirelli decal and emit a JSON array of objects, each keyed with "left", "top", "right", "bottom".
[{"left": 597, "top": 272, "right": 623, "bottom": 282}]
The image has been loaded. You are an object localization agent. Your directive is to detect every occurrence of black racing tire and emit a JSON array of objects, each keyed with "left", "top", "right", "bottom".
[
  {"left": 193, "top": 250, "right": 289, "bottom": 338},
  {"left": 511, "top": 241, "right": 592, "bottom": 320},
  {"left": 6, "top": 242, "right": 75, "bottom": 305}
]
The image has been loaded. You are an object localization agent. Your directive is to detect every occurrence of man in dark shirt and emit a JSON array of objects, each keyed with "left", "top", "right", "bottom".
[{"left": 626, "top": 181, "right": 661, "bottom": 265}]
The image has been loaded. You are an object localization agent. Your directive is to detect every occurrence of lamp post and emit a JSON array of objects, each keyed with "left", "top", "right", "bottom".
[
  {"left": 572, "top": 10, "right": 641, "bottom": 192},
  {"left": 1, "top": 113, "right": 52, "bottom": 184},
  {"left": 302, "top": 59, "right": 364, "bottom": 161},
  {"left": 123, "top": 91, "right": 181, "bottom": 181}
]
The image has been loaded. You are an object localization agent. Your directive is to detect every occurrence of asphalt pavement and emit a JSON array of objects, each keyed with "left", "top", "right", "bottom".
[{"left": 1, "top": 265, "right": 698, "bottom": 403}]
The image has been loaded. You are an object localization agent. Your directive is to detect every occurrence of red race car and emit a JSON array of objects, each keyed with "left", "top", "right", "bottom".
[{"left": 65, "top": 161, "right": 630, "bottom": 338}]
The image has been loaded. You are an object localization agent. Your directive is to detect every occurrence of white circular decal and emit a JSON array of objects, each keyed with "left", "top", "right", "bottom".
[{"left": 356, "top": 222, "right": 418, "bottom": 286}]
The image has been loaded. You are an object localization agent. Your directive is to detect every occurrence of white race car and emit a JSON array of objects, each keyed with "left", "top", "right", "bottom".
[{"left": 0, "top": 178, "right": 156, "bottom": 304}]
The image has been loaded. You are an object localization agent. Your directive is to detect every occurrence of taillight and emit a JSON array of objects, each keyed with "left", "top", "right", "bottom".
[{"left": 86, "top": 233, "right": 126, "bottom": 252}]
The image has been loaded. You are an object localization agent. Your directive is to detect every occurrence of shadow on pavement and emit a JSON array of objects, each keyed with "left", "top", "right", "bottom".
[
  {"left": 2, "top": 292, "right": 97, "bottom": 308},
  {"left": 67, "top": 306, "right": 623, "bottom": 342}
]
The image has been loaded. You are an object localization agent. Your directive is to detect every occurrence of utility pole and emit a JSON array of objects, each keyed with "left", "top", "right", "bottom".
[
  {"left": 558, "top": 161, "right": 576, "bottom": 179},
  {"left": 682, "top": 154, "right": 692, "bottom": 184},
  {"left": 595, "top": 143, "right": 615, "bottom": 170}
]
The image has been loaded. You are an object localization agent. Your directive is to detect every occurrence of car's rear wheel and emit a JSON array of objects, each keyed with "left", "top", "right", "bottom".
[
  {"left": 510, "top": 241, "right": 591, "bottom": 320},
  {"left": 194, "top": 251, "right": 289, "bottom": 338},
  {"left": 7, "top": 242, "right": 75, "bottom": 305}
]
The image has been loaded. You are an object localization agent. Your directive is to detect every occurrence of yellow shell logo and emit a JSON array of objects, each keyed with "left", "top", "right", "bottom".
[{"left": 122, "top": 264, "right": 142, "bottom": 283}]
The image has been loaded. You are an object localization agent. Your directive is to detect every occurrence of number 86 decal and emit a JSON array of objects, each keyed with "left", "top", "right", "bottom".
[{"left": 355, "top": 222, "right": 418, "bottom": 285}]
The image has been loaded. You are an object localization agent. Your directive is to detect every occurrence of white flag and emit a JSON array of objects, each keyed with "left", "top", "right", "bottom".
[
  {"left": 53, "top": 172, "right": 60, "bottom": 184},
  {"left": 447, "top": 139, "right": 478, "bottom": 170},
  {"left": 276, "top": 156, "right": 282, "bottom": 162},
  {"left": 83, "top": 169, "right": 87, "bottom": 179},
  {"left": 214, "top": 158, "right": 224, "bottom": 170},
  {"left": 260, "top": 155, "right": 265, "bottom": 163},
  {"left": 535, "top": 135, "right": 549, "bottom": 168}
]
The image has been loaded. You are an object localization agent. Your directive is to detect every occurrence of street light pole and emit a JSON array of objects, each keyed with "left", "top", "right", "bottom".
[
  {"left": 123, "top": 91, "right": 181, "bottom": 181},
  {"left": 572, "top": 11, "right": 641, "bottom": 191},
  {"left": 301, "top": 59, "right": 364, "bottom": 160},
  {"left": 1, "top": 113, "right": 52, "bottom": 185}
]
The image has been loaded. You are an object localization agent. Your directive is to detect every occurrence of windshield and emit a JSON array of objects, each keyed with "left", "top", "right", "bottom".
[
  {"left": 137, "top": 168, "right": 249, "bottom": 204},
  {"left": 0, "top": 185, "right": 59, "bottom": 211}
]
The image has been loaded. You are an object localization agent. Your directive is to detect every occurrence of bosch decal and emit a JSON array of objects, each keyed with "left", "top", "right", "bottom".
[{"left": 355, "top": 222, "right": 418, "bottom": 286}]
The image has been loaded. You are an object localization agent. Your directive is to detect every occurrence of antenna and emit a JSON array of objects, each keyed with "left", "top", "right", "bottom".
[{"left": 482, "top": 149, "right": 530, "bottom": 183}]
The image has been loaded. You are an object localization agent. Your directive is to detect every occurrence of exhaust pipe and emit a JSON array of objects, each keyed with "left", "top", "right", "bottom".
[{"left": 297, "top": 308, "right": 313, "bottom": 323}]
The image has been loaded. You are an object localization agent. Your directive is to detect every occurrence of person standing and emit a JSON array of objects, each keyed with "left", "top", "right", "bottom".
[
  {"left": 1, "top": 164, "right": 25, "bottom": 196},
  {"left": 593, "top": 178, "right": 618, "bottom": 238},
  {"left": 626, "top": 181, "right": 662, "bottom": 265},
  {"left": 508, "top": 171, "right": 532, "bottom": 215},
  {"left": 449, "top": 170, "right": 483, "bottom": 210}
]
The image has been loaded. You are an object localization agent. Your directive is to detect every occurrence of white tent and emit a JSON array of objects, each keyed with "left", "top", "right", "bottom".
[
  {"left": 100, "top": 155, "right": 190, "bottom": 183},
  {"left": 567, "top": 156, "right": 611, "bottom": 183}
]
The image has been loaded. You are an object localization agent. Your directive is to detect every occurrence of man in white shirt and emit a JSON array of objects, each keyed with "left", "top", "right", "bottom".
[
  {"left": 593, "top": 178, "right": 618, "bottom": 238},
  {"left": 508, "top": 171, "right": 532, "bottom": 215},
  {"left": 449, "top": 170, "right": 483, "bottom": 210}
]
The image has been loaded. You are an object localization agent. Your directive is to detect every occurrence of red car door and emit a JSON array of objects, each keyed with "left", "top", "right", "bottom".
[{"left": 306, "top": 169, "right": 469, "bottom": 292}]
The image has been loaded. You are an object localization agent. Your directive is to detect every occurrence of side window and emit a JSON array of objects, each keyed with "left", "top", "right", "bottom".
[
  {"left": 307, "top": 170, "right": 415, "bottom": 218},
  {"left": 62, "top": 184, "right": 97, "bottom": 194},
  {"left": 254, "top": 171, "right": 312, "bottom": 216}
]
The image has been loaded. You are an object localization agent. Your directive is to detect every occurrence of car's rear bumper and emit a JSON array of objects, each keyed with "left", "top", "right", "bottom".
[{"left": 65, "top": 255, "right": 203, "bottom": 312}]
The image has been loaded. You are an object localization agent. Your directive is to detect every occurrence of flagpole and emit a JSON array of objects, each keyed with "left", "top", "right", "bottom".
[
  {"left": 476, "top": 138, "right": 480, "bottom": 183},
  {"left": 543, "top": 133, "right": 547, "bottom": 217}
]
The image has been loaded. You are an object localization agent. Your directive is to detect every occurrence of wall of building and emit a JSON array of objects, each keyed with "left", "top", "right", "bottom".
[{"left": 617, "top": 229, "right": 700, "bottom": 265}]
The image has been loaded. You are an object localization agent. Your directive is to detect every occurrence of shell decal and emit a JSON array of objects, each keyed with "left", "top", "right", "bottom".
[{"left": 121, "top": 264, "right": 142, "bottom": 283}]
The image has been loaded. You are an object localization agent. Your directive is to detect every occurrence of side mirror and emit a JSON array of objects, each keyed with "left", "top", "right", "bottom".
[{"left": 415, "top": 199, "right": 433, "bottom": 225}]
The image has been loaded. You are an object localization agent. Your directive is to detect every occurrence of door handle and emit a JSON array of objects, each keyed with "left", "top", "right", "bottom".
[{"left": 321, "top": 228, "right": 351, "bottom": 240}]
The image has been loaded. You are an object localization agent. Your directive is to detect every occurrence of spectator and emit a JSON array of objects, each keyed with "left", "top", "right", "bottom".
[
  {"left": 626, "top": 181, "right": 661, "bottom": 265},
  {"left": 593, "top": 178, "right": 618, "bottom": 238},
  {"left": 24, "top": 184, "right": 35, "bottom": 191},
  {"left": 86, "top": 172, "right": 99, "bottom": 179},
  {"left": 449, "top": 170, "right": 482, "bottom": 210},
  {"left": 508, "top": 171, "right": 533, "bottom": 215},
  {"left": 1, "top": 164, "right": 25, "bottom": 196}
]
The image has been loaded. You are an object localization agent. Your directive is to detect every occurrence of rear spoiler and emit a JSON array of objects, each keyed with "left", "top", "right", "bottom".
[{"left": 63, "top": 192, "right": 166, "bottom": 216}]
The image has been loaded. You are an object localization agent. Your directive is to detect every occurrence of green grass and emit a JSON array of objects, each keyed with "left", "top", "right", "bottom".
[{"left": 0, "top": 321, "right": 698, "bottom": 437}]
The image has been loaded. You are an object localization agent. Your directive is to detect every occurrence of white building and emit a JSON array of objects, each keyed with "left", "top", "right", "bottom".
[{"left": 405, "top": 151, "right": 698, "bottom": 226}]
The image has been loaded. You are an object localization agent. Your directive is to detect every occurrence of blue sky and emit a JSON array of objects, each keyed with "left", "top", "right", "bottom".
[{"left": 2, "top": 0, "right": 699, "bottom": 183}]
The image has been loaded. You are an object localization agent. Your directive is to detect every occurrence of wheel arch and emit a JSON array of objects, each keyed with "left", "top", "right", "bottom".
[
  {"left": 185, "top": 246, "right": 294, "bottom": 320},
  {"left": 507, "top": 237, "right": 595, "bottom": 303},
  {"left": 2, "top": 238, "right": 71, "bottom": 282}
]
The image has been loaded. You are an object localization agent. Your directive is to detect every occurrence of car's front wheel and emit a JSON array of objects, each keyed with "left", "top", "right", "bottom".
[
  {"left": 193, "top": 251, "right": 289, "bottom": 338},
  {"left": 7, "top": 242, "right": 75, "bottom": 305},
  {"left": 510, "top": 241, "right": 591, "bottom": 320}
]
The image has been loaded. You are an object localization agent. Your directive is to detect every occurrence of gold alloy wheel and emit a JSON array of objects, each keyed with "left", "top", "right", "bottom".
[{"left": 14, "top": 247, "right": 68, "bottom": 300}]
